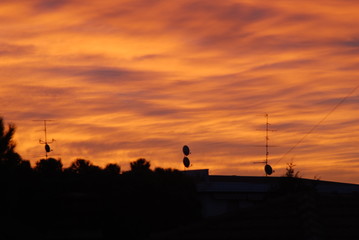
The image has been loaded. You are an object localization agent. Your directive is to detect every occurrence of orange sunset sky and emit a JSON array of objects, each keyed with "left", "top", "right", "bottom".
[{"left": 1, "top": 0, "right": 359, "bottom": 183}]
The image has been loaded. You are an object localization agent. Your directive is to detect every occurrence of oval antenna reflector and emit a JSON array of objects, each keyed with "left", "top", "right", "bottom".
[
  {"left": 45, "top": 144, "right": 51, "bottom": 153},
  {"left": 264, "top": 164, "right": 273, "bottom": 175},
  {"left": 183, "top": 157, "right": 190, "bottom": 168},
  {"left": 182, "top": 145, "right": 190, "bottom": 156}
]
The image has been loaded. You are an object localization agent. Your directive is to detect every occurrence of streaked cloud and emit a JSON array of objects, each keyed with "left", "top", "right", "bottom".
[{"left": 1, "top": 0, "right": 359, "bottom": 183}]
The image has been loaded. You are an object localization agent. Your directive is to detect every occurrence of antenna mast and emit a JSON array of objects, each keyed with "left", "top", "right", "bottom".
[
  {"left": 265, "top": 113, "right": 270, "bottom": 165},
  {"left": 264, "top": 113, "right": 276, "bottom": 175},
  {"left": 254, "top": 113, "right": 276, "bottom": 176},
  {"left": 38, "top": 120, "right": 55, "bottom": 159}
]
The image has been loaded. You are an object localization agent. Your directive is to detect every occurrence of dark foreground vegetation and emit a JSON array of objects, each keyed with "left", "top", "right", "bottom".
[
  {"left": 0, "top": 118, "right": 201, "bottom": 239},
  {"left": 2, "top": 117, "right": 359, "bottom": 240},
  {"left": 1, "top": 158, "right": 202, "bottom": 239}
]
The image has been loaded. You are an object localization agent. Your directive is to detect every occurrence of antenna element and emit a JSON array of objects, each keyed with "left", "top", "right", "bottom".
[
  {"left": 37, "top": 120, "right": 55, "bottom": 159},
  {"left": 254, "top": 114, "right": 276, "bottom": 176}
]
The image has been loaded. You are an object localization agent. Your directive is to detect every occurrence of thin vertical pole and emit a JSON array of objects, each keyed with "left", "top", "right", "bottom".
[{"left": 265, "top": 113, "right": 269, "bottom": 165}]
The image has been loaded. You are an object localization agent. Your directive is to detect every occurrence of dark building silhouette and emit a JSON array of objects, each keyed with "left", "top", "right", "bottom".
[{"left": 151, "top": 169, "right": 359, "bottom": 240}]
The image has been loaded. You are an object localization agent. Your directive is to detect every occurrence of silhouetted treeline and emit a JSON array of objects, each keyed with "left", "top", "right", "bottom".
[
  {"left": 0, "top": 117, "right": 201, "bottom": 239},
  {"left": 1, "top": 157, "right": 202, "bottom": 239}
]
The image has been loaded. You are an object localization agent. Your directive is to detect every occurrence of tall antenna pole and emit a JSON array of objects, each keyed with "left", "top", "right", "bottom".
[
  {"left": 38, "top": 120, "right": 55, "bottom": 159},
  {"left": 253, "top": 113, "right": 276, "bottom": 176},
  {"left": 265, "top": 113, "right": 277, "bottom": 176},
  {"left": 265, "top": 113, "right": 269, "bottom": 165},
  {"left": 44, "top": 120, "right": 48, "bottom": 144}
]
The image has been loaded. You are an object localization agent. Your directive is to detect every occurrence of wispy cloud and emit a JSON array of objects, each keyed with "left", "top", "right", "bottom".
[{"left": 1, "top": 0, "right": 359, "bottom": 183}]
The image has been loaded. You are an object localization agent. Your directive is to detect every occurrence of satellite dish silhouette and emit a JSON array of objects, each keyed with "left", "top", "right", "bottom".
[
  {"left": 264, "top": 164, "right": 273, "bottom": 175},
  {"left": 45, "top": 143, "right": 51, "bottom": 153},
  {"left": 36, "top": 119, "right": 55, "bottom": 159},
  {"left": 183, "top": 157, "right": 190, "bottom": 168},
  {"left": 182, "top": 145, "right": 190, "bottom": 156}
]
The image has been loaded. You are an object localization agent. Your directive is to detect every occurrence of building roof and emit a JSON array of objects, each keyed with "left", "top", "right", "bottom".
[{"left": 183, "top": 169, "right": 359, "bottom": 194}]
